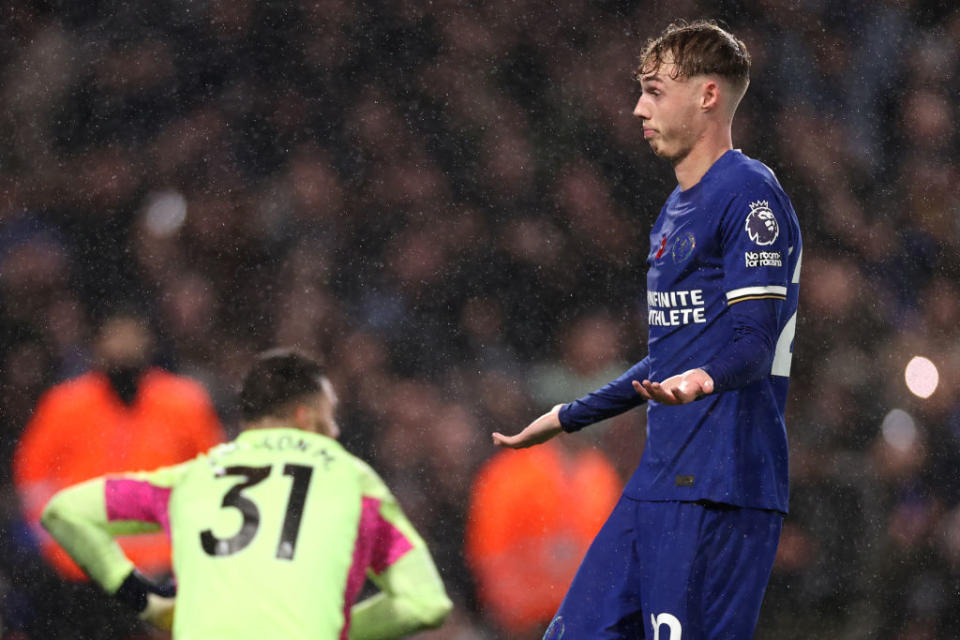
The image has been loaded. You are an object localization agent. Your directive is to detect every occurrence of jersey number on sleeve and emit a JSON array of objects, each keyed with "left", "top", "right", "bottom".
[
  {"left": 771, "top": 248, "right": 801, "bottom": 377},
  {"left": 200, "top": 464, "right": 314, "bottom": 561}
]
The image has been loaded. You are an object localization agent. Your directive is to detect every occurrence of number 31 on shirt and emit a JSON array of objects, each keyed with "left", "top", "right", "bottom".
[{"left": 200, "top": 464, "right": 313, "bottom": 561}]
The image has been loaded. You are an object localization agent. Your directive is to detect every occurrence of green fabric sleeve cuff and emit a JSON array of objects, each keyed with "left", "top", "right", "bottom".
[
  {"left": 41, "top": 478, "right": 136, "bottom": 593},
  {"left": 349, "top": 548, "right": 452, "bottom": 640}
]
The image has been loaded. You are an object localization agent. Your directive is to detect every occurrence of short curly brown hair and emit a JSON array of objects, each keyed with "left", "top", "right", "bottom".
[{"left": 636, "top": 20, "right": 750, "bottom": 92}]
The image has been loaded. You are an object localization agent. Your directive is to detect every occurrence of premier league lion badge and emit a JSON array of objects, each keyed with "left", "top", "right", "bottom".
[{"left": 745, "top": 200, "right": 779, "bottom": 246}]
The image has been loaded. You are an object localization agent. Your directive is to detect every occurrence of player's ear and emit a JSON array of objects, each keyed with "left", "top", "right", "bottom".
[
  {"left": 323, "top": 418, "right": 340, "bottom": 440},
  {"left": 700, "top": 79, "right": 720, "bottom": 112},
  {"left": 292, "top": 403, "right": 312, "bottom": 430}
]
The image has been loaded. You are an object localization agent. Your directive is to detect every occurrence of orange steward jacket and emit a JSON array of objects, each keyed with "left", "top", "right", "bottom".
[
  {"left": 13, "top": 368, "right": 224, "bottom": 579},
  {"left": 465, "top": 441, "right": 620, "bottom": 634}
]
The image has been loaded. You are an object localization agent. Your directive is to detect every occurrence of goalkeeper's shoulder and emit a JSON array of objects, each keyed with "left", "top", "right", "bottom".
[{"left": 344, "top": 451, "right": 394, "bottom": 501}]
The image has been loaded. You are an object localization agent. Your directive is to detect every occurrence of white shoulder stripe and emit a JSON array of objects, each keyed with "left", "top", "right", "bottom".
[{"left": 726, "top": 285, "right": 788, "bottom": 300}]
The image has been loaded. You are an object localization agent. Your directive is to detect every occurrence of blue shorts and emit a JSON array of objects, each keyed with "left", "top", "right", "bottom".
[{"left": 544, "top": 496, "right": 782, "bottom": 640}]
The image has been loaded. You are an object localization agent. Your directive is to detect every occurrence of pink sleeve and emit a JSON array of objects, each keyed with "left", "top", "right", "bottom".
[
  {"left": 104, "top": 478, "right": 172, "bottom": 537},
  {"left": 341, "top": 496, "right": 414, "bottom": 637},
  {"left": 364, "top": 497, "right": 414, "bottom": 574}
]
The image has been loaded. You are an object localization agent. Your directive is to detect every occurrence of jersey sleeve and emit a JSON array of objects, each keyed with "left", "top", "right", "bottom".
[
  {"left": 720, "top": 185, "right": 793, "bottom": 307},
  {"left": 701, "top": 298, "right": 777, "bottom": 392},
  {"left": 700, "top": 182, "right": 795, "bottom": 393},
  {"left": 40, "top": 462, "right": 193, "bottom": 594},
  {"left": 558, "top": 357, "right": 649, "bottom": 432},
  {"left": 348, "top": 462, "right": 452, "bottom": 639}
]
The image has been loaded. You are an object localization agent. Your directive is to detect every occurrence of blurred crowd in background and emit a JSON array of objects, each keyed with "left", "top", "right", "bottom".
[{"left": 0, "top": 0, "right": 959, "bottom": 638}]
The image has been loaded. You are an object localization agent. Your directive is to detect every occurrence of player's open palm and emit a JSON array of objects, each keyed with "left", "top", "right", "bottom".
[
  {"left": 493, "top": 405, "right": 564, "bottom": 449},
  {"left": 633, "top": 368, "right": 714, "bottom": 405}
]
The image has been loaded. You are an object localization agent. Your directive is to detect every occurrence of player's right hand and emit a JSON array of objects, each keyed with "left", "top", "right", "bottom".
[
  {"left": 492, "top": 404, "right": 564, "bottom": 449},
  {"left": 633, "top": 368, "right": 714, "bottom": 405}
]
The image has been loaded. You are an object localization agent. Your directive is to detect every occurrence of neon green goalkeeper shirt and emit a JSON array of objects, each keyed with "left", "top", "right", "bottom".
[{"left": 41, "top": 428, "right": 452, "bottom": 639}]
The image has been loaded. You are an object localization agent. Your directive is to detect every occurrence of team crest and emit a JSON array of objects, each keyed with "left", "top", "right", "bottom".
[
  {"left": 672, "top": 231, "right": 696, "bottom": 263},
  {"left": 745, "top": 200, "right": 779, "bottom": 246},
  {"left": 543, "top": 616, "right": 565, "bottom": 639}
]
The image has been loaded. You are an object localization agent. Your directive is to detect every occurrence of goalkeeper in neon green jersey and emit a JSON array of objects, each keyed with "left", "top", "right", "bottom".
[{"left": 40, "top": 348, "right": 452, "bottom": 639}]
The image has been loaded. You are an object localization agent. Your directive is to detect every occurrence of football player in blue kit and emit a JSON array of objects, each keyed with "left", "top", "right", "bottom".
[{"left": 493, "top": 20, "right": 802, "bottom": 640}]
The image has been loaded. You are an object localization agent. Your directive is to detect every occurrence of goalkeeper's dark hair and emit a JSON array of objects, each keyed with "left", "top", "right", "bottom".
[
  {"left": 636, "top": 20, "right": 750, "bottom": 93},
  {"left": 240, "top": 348, "right": 327, "bottom": 421}
]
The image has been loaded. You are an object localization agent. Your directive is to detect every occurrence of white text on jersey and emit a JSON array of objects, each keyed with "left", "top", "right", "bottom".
[{"left": 647, "top": 289, "right": 707, "bottom": 326}]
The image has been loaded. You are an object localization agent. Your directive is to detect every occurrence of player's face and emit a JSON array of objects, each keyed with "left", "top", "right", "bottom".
[
  {"left": 633, "top": 62, "right": 705, "bottom": 163},
  {"left": 297, "top": 379, "right": 341, "bottom": 439}
]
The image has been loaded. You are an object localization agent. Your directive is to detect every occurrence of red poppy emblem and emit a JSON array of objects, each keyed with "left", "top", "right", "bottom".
[{"left": 654, "top": 234, "right": 667, "bottom": 259}]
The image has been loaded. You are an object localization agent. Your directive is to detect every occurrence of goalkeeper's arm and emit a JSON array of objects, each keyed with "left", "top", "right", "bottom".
[
  {"left": 349, "top": 546, "right": 452, "bottom": 640},
  {"left": 349, "top": 465, "right": 452, "bottom": 639},
  {"left": 41, "top": 477, "right": 176, "bottom": 629}
]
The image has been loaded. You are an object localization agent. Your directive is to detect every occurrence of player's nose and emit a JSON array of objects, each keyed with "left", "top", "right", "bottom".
[{"left": 633, "top": 97, "right": 649, "bottom": 120}]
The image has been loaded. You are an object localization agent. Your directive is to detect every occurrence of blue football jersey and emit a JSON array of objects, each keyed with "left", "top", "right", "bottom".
[{"left": 623, "top": 149, "right": 802, "bottom": 513}]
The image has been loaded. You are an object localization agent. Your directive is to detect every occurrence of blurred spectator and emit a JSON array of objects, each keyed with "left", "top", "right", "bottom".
[
  {"left": 13, "top": 312, "right": 224, "bottom": 580},
  {"left": 465, "top": 436, "right": 620, "bottom": 637},
  {"left": 528, "top": 311, "right": 630, "bottom": 408}
]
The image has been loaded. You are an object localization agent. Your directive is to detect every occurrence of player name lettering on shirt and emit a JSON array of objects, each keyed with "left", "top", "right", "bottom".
[
  {"left": 647, "top": 289, "right": 707, "bottom": 326},
  {"left": 251, "top": 435, "right": 337, "bottom": 467},
  {"left": 744, "top": 251, "right": 781, "bottom": 268},
  {"left": 254, "top": 435, "right": 311, "bottom": 452}
]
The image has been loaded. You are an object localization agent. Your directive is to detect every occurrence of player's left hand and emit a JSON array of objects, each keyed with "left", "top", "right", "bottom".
[{"left": 632, "top": 368, "right": 714, "bottom": 405}]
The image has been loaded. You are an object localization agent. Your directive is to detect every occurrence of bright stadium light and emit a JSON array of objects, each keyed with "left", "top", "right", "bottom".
[
  {"left": 881, "top": 409, "right": 917, "bottom": 452},
  {"left": 143, "top": 189, "right": 188, "bottom": 238},
  {"left": 904, "top": 356, "right": 939, "bottom": 399}
]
